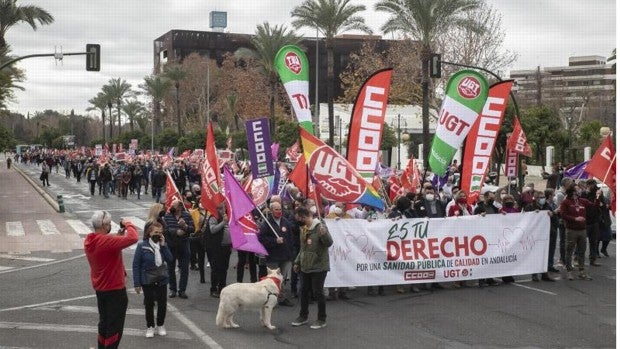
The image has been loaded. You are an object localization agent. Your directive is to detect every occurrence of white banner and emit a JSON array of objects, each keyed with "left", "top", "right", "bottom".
[{"left": 324, "top": 212, "right": 549, "bottom": 287}]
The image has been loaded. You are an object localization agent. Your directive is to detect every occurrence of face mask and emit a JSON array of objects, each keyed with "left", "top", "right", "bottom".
[
  {"left": 170, "top": 207, "right": 176, "bottom": 215},
  {"left": 310, "top": 206, "right": 317, "bottom": 214},
  {"left": 334, "top": 207, "right": 343, "bottom": 215},
  {"left": 425, "top": 194, "right": 435, "bottom": 201},
  {"left": 504, "top": 202, "right": 515, "bottom": 208},
  {"left": 457, "top": 198, "right": 467, "bottom": 204},
  {"left": 510, "top": 180, "right": 517, "bottom": 185},
  {"left": 273, "top": 211, "right": 283, "bottom": 219},
  {"left": 500, "top": 194, "right": 506, "bottom": 200},
  {"left": 538, "top": 198, "right": 546, "bottom": 206},
  {"left": 151, "top": 235, "right": 161, "bottom": 243},
  {"left": 158, "top": 210, "right": 166, "bottom": 218}
]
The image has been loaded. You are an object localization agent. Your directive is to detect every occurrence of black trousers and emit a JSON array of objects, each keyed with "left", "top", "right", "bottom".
[
  {"left": 236, "top": 251, "right": 257, "bottom": 283},
  {"left": 586, "top": 223, "right": 600, "bottom": 262},
  {"left": 143, "top": 283, "right": 167, "bottom": 328},
  {"left": 299, "top": 271, "right": 328, "bottom": 321},
  {"left": 96, "top": 288, "right": 128, "bottom": 349},
  {"left": 214, "top": 245, "right": 232, "bottom": 291},
  {"left": 205, "top": 244, "right": 219, "bottom": 292}
]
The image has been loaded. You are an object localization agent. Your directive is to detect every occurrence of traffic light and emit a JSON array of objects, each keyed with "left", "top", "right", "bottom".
[
  {"left": 86, "top": 44, "right": 100, "bottom": 71},
  {"left": 429, "top": 53, "right": 441, "bottom": 78}
]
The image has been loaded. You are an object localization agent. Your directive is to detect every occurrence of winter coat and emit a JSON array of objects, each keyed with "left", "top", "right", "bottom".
[
  {"left": 294, "top": 218, "right": 333, "bottom": 273},
  {"left": 132, "top": 239, "right": 173, "bottom": 287},
  {"left": 258, "top": 215, "right": 297, "bottom": 263}
]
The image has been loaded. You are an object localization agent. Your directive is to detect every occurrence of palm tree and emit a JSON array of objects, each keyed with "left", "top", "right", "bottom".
[
  {"left": 224, "top": 92, "right": 240, "bottom": 131},
  {"left": 121, "top": 99, "right": 145, "bottom": 133},
  {"left": 0, "top": 0, "right": 54, "bottom": 50},
  {"left": 236, "top": 22, "right": 301, "bottom": 131},
  {"left": 376, "top": 0, "right": 482, "bottom": 167},
  {"left": 163, "top": 64, "right": 188, "bottom": 135},
  {"left": 0, "top": 45, "right": 24, "bottom": 109},
  {"left": 103, "top": 78, "right": 133, "bottom": 137},
  {"left": 87, "top": 91, "right": 108, "bottom": 142},
  {"left": 139, "top": 74, "right": 171, "bottom": 135},
  {"left": 291, "top": 0, "right": 372, "bottom": 146}
]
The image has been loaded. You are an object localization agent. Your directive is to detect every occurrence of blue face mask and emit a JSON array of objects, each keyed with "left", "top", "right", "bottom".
[{"left": 538, "top": 198, "right": 546, "bottom": 206}]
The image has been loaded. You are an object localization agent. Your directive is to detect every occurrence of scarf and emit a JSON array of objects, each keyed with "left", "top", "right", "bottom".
[{"left": 148, "top": 239, "right": 162, "bottom": 266}]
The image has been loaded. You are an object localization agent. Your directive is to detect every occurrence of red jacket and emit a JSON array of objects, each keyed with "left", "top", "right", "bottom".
[
  {"left": 447, "top": 204, "right": 472, "bottom": 217},
  {"left": 84, "top": 222, "right": 138, "bottom": 291},
  {"left": 559, "top": 197, "right": 595, "bottom": 230}
]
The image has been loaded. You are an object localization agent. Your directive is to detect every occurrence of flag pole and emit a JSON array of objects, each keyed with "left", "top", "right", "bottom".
[
  {"left": 165, "top": 169, "right": 187, "bottom": 212},
  {"left": 602, "top": 153, "right": 616, "bottom": 184}
]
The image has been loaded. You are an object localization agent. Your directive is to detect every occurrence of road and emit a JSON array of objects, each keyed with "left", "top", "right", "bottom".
[{"left": 0, "top": 155, "right": 616, "bottom": 348}]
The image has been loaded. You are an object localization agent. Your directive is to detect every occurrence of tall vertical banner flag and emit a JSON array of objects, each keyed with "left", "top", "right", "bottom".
[
  {"left": 429, "top": 70, "right": 489, "bottom": 175},
  {"left": 245, "top": 118, "right": 274, "bottom": 178},
  {"left": 347, "top": 68, "right": 393, "bottom": 182},
  {"left": 507, "top": 116, "right": 532, "bottom": 157},
  {"left": 275, "top": 45, "right": 313, "bottom": 133},
  {"left": 223, "top": 166, "right": 268, "bottom": 255},
  {"left": 585, "top": 135, "right": 616, "bottom": 191},
  {"left": 200, "top": 122, "right": 225, "bottom": 219},
  {"left": 299, "top": 127, "right": 384, "bottom": 210},
  {"left": 461, "top": 81, "right": 514, "bottom": 204}
]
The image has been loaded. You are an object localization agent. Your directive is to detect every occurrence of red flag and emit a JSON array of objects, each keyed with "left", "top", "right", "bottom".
[
  {"left": 165, "top": 171, "right": 183, "bottom": 211},
  {"left": 400, "top": 158, "right": 420, "bottom": 192},
  {"left": 347, "top": 68, "right": 393, "bottom": 182},
  {"left": 200, "top": 122, "right": 225, "bottom": 219},
  {"left": 507, "top": 116, "right": 532, "bottom": 157},
  {"left": 388, "top": 175, "right": 403, "bottom": 202},
  {"left": 180, "top": 149, "right": 191, "bottom": 159},
  {"left": 461, "top": 81, "right": 513, "bottom": 204},
  {"left": 289, "top": 155, "right": 309, "bottom": 197},
  {"left": 585, "top": 135, "right": 616, "bottom": 191}
]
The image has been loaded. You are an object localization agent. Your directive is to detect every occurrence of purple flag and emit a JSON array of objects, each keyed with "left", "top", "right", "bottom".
[
  {"left": 223, "top": 166, "right": 268, "bottom": 255},
  {"left": 271, "top": 143, "right": 279, "bottom": 161},
  {"left": 246, "top": 118, "right": 274, "bottom": 179},
  {"left": 564, "top": 160, "right": 590, "bottom": 179}
]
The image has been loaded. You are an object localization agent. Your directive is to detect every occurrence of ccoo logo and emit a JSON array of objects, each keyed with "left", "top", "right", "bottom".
[
  {"left": 457, "top": 76, "right": 481, "bottom": 99},
  {"left": 309, "top": 145, "right": 364, "bottom": 202},
  {"left": 284, "top": 52, "right": 302, "bottom": 74}
]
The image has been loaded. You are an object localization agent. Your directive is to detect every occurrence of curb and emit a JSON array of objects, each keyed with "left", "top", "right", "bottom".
[{"left": 13, "top": 164, "right": 61, "bottom": 213}]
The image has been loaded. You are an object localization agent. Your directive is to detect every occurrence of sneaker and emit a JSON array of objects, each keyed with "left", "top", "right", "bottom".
[
  {"left": 567, "top": 272, "right": 574, "bottom": 281},
  {"left": 578, "top": 271, "right": 593, "bottom": 280},
  {"left": 145, "top": 327, "right": 155, "bottom": 338},
  {"left": 310, "top": 320, "right": 326, "bottom": 329},
  {"left": 178, "top": 291, "right": 188, "bottom": 299},
  {"left": 291, "top": 316, "right": 308, "bottom": 326},
  {"left": 156, "top": 325, "right": 167, "bottom": 336}
]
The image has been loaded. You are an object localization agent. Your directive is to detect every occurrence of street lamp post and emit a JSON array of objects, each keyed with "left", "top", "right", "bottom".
[
  {"left": 395, "top": 114, "right": 407, "bottom": 170},
  {"left": 107, "top": 101, "right": 113, "bottom": 139}
]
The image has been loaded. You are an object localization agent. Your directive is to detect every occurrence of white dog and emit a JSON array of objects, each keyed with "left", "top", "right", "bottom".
[{"left": 215, "top": 268, "right": 283, "bottom": 330}]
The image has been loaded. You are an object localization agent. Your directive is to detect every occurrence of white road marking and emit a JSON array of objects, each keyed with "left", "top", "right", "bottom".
[
  {"left": 6, "top": 221, "right": 25, "bottom": 237},
  {"left": 512, "top": 283, "right": 557, "bottom": 295},
  {"left": 73, "top": 208, "right": 149, "bottom": 213},
  {"left": 65, "top": 219, "right": 92, "bottom": 236},
  {"left": 36, "top": 220, "right": 60, "bottom": 235},
  {"left": 124, "top": 216, "right": 146, "bottom": 230},
  {"left": 0, "top": 294, "right": 95, "bottom": 312},
  {"left": 0, "top": 254, "right": 55, "bottom": 262},
  {"left": 35, "top": 305, "right": 144, "bottom": 316},
  {"left": 0, "top": 266, "right": 14, "bottom": 271},
  {"left": 168, "top": 303, "right": 223, "bottom": 348},
  {"left": 0, "top": 254, "right": 86, "bottom": 275},
  {"left": 0, "top": 322, "right": 191, "bottom": 340}
]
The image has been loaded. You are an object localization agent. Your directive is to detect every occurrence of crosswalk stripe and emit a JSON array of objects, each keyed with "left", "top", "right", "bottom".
[
  {"left": 65, "top": 219, "right": 92, "bottom": 236},
  {"left": 124, "top": 216, "right": 146, "bottom": 230},
  {"left": 35, "top": 305, "right": 144, "bottom": 316},
  {"left": 0, "top": 266, "right": 14, "bottom": 271},
  {"left": 0, "top": 254, "right": 55, "bottom": 262},
  {"left": 36, "top": 220, "right": 60, "bottom": 235},
  {"left": 0, "top": 321, "right": 191, "bottom": 340},
  {"left": 6, "top": 221, "right": 25, "bottom": 237}
]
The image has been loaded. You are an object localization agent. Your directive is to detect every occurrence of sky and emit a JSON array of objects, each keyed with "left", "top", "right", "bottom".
[{"left": 5, "top": 0, "right": 617, "bottom": 117}]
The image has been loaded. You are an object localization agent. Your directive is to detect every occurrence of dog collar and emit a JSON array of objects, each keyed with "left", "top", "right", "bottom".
[{"left": 260, "top": 276, "right": 281, "bottom": 294}]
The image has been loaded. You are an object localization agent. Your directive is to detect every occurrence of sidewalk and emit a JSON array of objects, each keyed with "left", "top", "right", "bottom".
[{"left": 0, "top": 154, "right": 82, "bottom": 253}]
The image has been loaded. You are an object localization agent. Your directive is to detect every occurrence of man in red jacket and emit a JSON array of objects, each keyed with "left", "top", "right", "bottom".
[
  {"left": 559, "top": 184, "right": 597, "bottom": 281},
  {"left": 84, "top": 211, "right": 138, "bottom": 349}
]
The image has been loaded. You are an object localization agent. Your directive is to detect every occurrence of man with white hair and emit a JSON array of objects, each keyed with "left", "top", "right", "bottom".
[{"left": 84, "top": 211, "right": 138, "bottom": 349}]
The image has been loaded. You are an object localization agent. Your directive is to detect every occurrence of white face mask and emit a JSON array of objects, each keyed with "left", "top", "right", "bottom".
[
  {"left": 310, "top": 206, "right": 317, "bottom": 214},
  {"left": 425, "top": 194, "right": 435, "bottom": 201},
  {"left": 334, "top": 207, "right": 343, "bottom": 215},
  {"left": 500, "top": 194, "right": 507, "bottom": 200},
  {"left": 510, "top": 180, "right": 517, "bottom": 185}
]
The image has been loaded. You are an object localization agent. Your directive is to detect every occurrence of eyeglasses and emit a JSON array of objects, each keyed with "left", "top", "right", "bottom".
[{"left": 152, "top": 230, "right": 163, "bottom": 234}]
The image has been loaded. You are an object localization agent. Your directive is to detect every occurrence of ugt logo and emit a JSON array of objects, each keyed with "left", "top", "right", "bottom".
[
  {"left": 284, "top": 52, "right": 302, "bottom": 74},
  {"left": 457, "top": 77, "right": 481, "bottom": 99}
]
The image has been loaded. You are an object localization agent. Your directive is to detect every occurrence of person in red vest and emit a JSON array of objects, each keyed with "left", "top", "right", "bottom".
[{"left": 84, "top": 212, "right": 138, "bottom": 349}]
